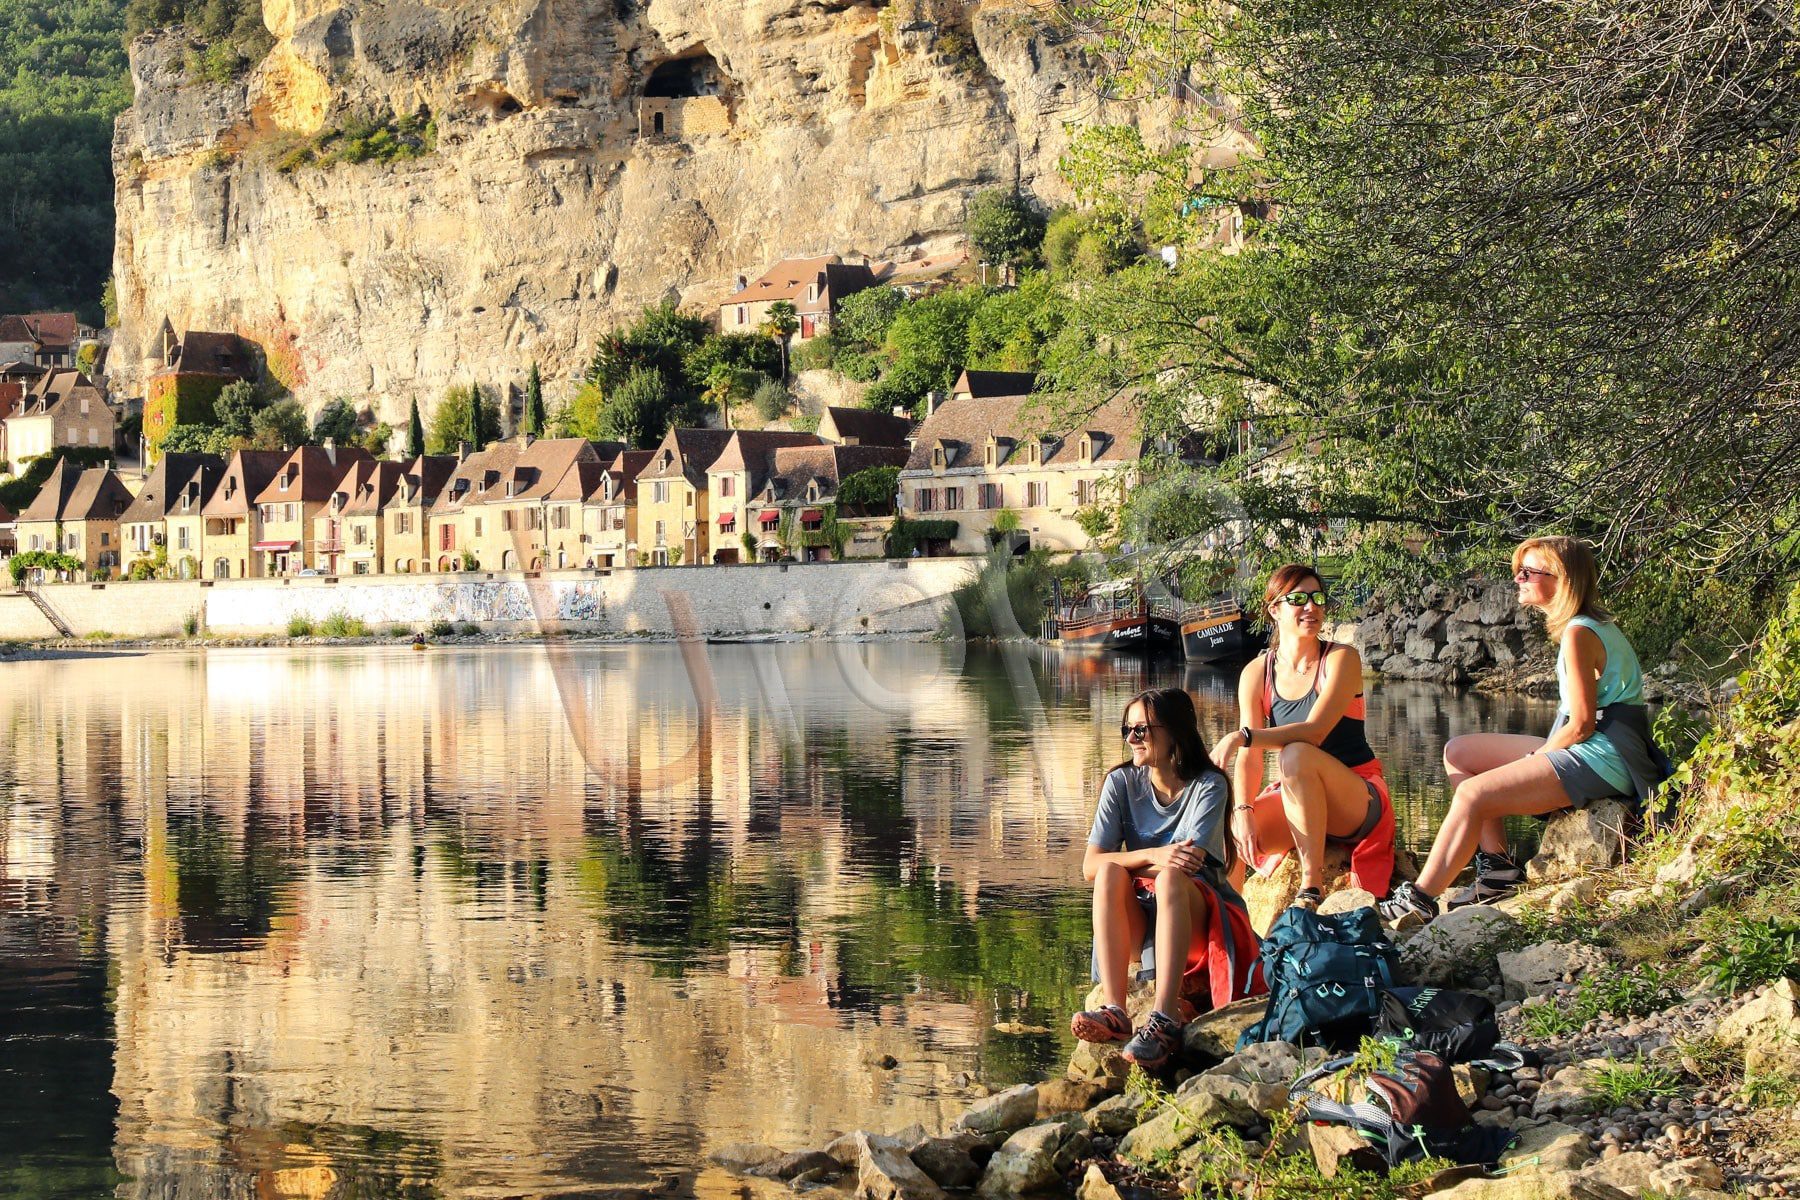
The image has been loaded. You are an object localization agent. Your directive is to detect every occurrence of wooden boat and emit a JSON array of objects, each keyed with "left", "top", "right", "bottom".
[
  {"left": 1045, "top": 580, "right": 1179, "bottom": 655},
  {"left": 1178, "top": 596, "right": 1261, "bottom": 664}
]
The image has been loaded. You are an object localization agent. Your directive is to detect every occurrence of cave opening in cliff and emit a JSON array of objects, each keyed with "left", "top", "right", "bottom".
[{"left": 643, "top": 50, "right": 727, "bottom": 99}]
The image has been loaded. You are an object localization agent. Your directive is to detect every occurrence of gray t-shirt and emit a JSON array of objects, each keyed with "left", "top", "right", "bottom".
[{"left": 1086, "top": 766, "right": 1230, "bottom": 870}]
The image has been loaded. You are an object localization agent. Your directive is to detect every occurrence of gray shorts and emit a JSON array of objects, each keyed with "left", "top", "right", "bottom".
[{"left": 1542, "top": 748, "right": 1631, "bottom": 810}]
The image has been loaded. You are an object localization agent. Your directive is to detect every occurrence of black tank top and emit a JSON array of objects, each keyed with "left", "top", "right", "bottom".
[{"left": 1262, "top": 641, "right": 1376, "bottom": 769}]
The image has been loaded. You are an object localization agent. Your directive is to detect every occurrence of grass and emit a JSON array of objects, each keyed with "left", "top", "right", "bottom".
[
  {"left": 456, "top": 621, "right": 481, "bottom": 637},
  {"left": 83, "top": 630, "right": 112, "bottom": 640},
  {"left": 1590, "top": 1057, "right": 1682, "bottom": 1108},
  {"left": 182, "top": 612, "right": 201, "bottom": 637},
  {"left": 1742, "top": 1070, "right": 1800, "bottom": 1110},
  {"left": 287, "top": 615, "right": 315, "bottom": 637},
  {"left": 1516, "top": 965, "right": 1679, "bottom": 1039},
  {"left": 428, "top": 619, "right": 454, "bottom": 638},
  {"left": 1703, "top": 915, "right": 1800, "bottom": 994},
  {"left": 387, "top": 625, "right": 410, "bottom": 638}
]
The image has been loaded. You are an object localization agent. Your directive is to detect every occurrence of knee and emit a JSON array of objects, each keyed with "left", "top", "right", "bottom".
[
  {"left": 1093, "top": 860, "right": 1131, "bottom": 890},
  {"left": 1443, "top": 735, "right": 1474, "bottom": 775},
  {"left": 1449, "top": 778, "right": 1489, "bottom": 816},
  {"left": 1278, "top": 741, "right": 1313, "bottom": 781}
]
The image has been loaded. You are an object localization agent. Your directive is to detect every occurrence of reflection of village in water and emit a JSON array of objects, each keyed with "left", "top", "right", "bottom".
[{"left": 0, "top": 644, "right": 1553, "bottom": 1197}]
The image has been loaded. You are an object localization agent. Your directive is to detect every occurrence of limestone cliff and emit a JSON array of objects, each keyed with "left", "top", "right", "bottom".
[{"left": 111, "top": 0, "right": 1116, "bottom": 422}]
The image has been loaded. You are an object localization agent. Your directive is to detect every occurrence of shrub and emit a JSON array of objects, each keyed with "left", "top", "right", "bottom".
[
  {"left": 287, "top": 615, "right": 315, "bottom": 637},
  {"left": 183, "top": 612, "right": 201, "bottom": 637},
  {"left": 1704, "top": 917, "right": 1800, "bottom": 994},
  {"left": 388, "top": 625, "right": 410, "bottom": 638},
  {"left": 838, "top": 466, "right": 901, "bottom": 516},
  {"left": 7, "top": 550, "right": 81, "bottom": 584},
  {"left": 966, "top": 188, "right": 1046, "bottom": 267},
  {"left": 127, "top": 558, "right": 159, "bottom": 581},
  {"left": 752, "top": 378, "right": 791, "bottom": 422},
  {"left": 84, "top": 630, "right": 113, "bottom": 641},
  {"left": 834, "top": 288, "right": 906, "bottom": 350},
  {"left": 456, "top": 621, "right": 482, "bottom": 636},
  {"left": 318, "top": 611, "right": 369, "bottom": 638},
  {"left": 428, "top": 619, "right": 454, "bottom": 637}
]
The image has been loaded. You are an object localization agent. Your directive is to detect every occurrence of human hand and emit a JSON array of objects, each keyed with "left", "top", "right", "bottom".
[
  {"left": 1156, "top": 839, "right": 1204, "bottom": 874},
  {"left": 1209, "top": 729, "right": 1246, "bottom": 771}
]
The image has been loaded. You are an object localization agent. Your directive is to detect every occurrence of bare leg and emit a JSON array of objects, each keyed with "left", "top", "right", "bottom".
[
  {"left": 1091, "top": 861, "right": 1148, "bottom": 1010},
  {"left": 1444, "top": 733, "right": 1543, "bottom": 854},
  {"left": 1151, "top": 866, "right": 1211, "bottom": 1017},
  {"left": 1415, "top": 755, "right": 1572, "bottom": 896},
  {"left": 1277, "top": 742, "right": 1383, "bottom": 890}
]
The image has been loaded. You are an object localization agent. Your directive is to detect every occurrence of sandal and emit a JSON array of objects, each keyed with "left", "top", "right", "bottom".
[
  {"left": 1121, "top": 1009, "right": 1184, "bottom": 1071},
  {"left": 1069, "top": 1003, "right": 1132, "bottom": 1044}
]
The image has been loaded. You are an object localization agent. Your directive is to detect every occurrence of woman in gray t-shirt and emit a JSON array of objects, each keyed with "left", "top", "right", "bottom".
[{"left": 1070, "top": 687, "right": 1260, "bottom": 1071}]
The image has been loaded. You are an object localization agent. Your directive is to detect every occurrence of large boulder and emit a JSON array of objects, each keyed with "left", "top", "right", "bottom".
[
  {"left": 1169, "top": 1072, "right": 1274, "bottom": 1127},
  {"left": 1116, "top": 1092, "right": 1245, "bottom": 1164},
  {"left": 976, "top": 1121, "right": 1067, "bottom": 1197},
  {"left": 1206, "top": 1040, "right": 1319, "bottom": 1087},
  {"left": 1526, "top": 801, "right": 1629, "bottom": 884},
  {"left": 746, "top": 1150, "right": 843, "bottom": 1181},
  {"left": 909, "top": 1136, "right": 984, "bottom": 1189},
  {"left": 1502, "top": 1121, "right": 1592, "bottom": 1174},
  {"left": 1496, "top": 941, "right": 1611, "bottom": 1001},
  {"left": 1718, "top": 978, "right": 1800, "bottom": 1075},
  {"left": 1181, "top": 996, "right": 1268, "bottom": 1060},
  {"left": 1399, "top": 905, "right": 1519, "bottom": 985},
  {"left": 1037, "top": 1079, "right": 1108, "bottom": 1118},
  {"left": 1427, "top": 1173, "right": 1630, "bottom": 1200},
  {"left": 1531, "top": 1062, "right": 1610, "bottom": 1119},
  {"left": 1242, "top": 842, "right": 1414, "bottom": 934},
  {"left": 708, "top": 1144, "right": 786, "bottom": 1173},
  {"left": 954, "top": 1084, "right": 1040, "bottom": 1145},
  {"left": 1067, "top": 982, "right": 1201, "bottom": 1087},
  {"left": 849, "top": 1132, "right": 949, "bottom": 1200}
]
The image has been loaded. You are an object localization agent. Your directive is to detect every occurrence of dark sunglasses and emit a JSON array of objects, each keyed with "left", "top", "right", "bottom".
[
  {"left": 1121, "top": 723, "right": 1161, "bottom": 743},
  {"left": 1276, "top": 590, "right": 1330, "bottom": 608},
  {"left": 1513, "top": 567, "right": 1556, "bottom": 582}
]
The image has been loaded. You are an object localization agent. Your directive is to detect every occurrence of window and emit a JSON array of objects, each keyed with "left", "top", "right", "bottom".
[
  {"left": 473, "top": 517, "right": 484, "bottom": 537},
  {"left": 259, "top": 504, "right": 273, "bottom": 523},
  {"left": 943, "top": 487, "right": 963, "bottom": 511},
  {"left": 79, "top": 396, "right": 88, "bottom": 415},
  {"left": 440, "top": 525, "right": 454, "bottom": 550},
  {"left": 352, "top": 524, "right": 367, "bottom": 545},
  {"left": 100, "top": 531, "right": 110, "bottom": 547},
  {"left": 1076, "top": 478, "right": 1098, "bottom": 506},
  {"left": 28, "top": 534, "right": 39, "bottom": 551},
  {"left": 736, "top": 305, "right": 747, "bottom": 326},
  {"left": 395, "top": 512, "right": 411, "bottom": 534},
  {"left": 65, "top": 533, "right": 78, "bottom": 551},
  {"left": 284, "top": 503, "right": 297, "bottom": 523},
  {"left": 979, "top": 483, "right": 1003, "bottom": 509},
  {"left": 653, "top": 480, "right": 669, "bottom": 504},
  {"left": 1026, "top": 481, "right": 1048, "bottom": 507},
  {"left": 177, "top": 527, "right": 190, "bottom": 550},
  {"left": 914, "top": 488, "right": 937, "bottom": 513},
  {"left": 654, "top": 519, "right": 666, "bottom": 544},
  {"left": 503, "top": 510, "right": 516, "bottom": 531},
  {"left": 807, "top": 282, "right": 819, "bottom": 303},
  {"left": 719, "top": 476, "right": 734, "bottom": 498},
  {"left": 1079, "top": 435, "right": 1093, "bottom": 464},
  {"left": 88, "top": 428, "right": 98, "bottom": 445},
  {"left": 554, "top": 506, "right": 569, "bottom": 529},
  {"left": 526, "top": 508, "right": 540, "bottom": 530}
]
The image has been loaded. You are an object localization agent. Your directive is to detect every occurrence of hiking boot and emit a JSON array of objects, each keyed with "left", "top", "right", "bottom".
[
  {"left": 1069, "top": 1003, "right": 1132, "bottom": 1044},
  {"left": 1378, "top": 880, "right": 1440, "bottom": 930},
  {"left": 1291, "top": 886, "right": 1323, "bottom": 912},
  {"left": 1121, "top": 1009, "right": 1185, "bottom": 1072},
  {"left": 1445, "top": 850, "right": 1526, "bottom": 909}
]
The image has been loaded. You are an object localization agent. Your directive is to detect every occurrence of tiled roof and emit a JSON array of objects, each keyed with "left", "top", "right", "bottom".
[
  {"left": 757, "top": 443, "right": 909, "bottom": 503},
  {"left": 18, "top": 458, "right": 81, "bottom": 522},
  {"left": 436, "top": 437, "right": 603, "bottom": 512},
  {"left": 165, "top": 331, "right": 252, "bottom": 378},
  {"left": 722, "top": 256, "right": 878, "bottom": 316},
  {"left": 709, "top": 431, "right": 825, "bottom": 497},
  {"left": 595, "top": 449, "right": 655, "bottom": 503},
  {"left": 20, "top": 461, "right": 131, "bottom": 522},
  {"left": 19, "top": 312, "right": 77, "bottom": 345},
  {"left": 338, "top": 460, "right": 408, "bottom": 514},
  {"left": 14, "top": 369, "right": 105, "bottom": 417},
  {"left": 389, "top": 455, "right": 459, "bottom": 506},
  {"left": 820, "top": 406, "right": 914, "bottom": 448},
  {"left": 637, "top": 428, "right": 735, "bottom": 488},
  {"left": 253, "top": 445, "right": 376, "bottom": 505},
  {"left": 202, "top": 450, "right": 291, "bottom": 516},
  {"left": 0, "top": 316, "right": 36, "bottom": 342},
  {"left": 118, "top": 452, "right": 226, "bottom": 524},
  {"left": 901, "top": 391, "right": 1145, "bottom": 473}
]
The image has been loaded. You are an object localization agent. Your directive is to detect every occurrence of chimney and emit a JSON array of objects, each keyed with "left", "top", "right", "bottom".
[
  {"left": 457, "top": 440, "right": 470, "bottom": 462},
  {"left": 925, "top": 390, "right": 946, "bottom": 417},
  {"left": 324, "top": 436, "right": 336, "bottom": 466},
  {"left": 520, "top": 430, "right": 534, "bottom": 447}
]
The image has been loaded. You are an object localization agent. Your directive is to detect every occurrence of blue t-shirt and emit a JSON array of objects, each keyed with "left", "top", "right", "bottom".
[{"left": 1087, "top": 766, "right": 1230, "bottom": 870}]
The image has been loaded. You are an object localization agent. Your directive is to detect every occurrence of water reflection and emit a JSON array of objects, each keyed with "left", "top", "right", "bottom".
[{"left": 0, "top": 644, "right": 1553, "bottom": 1198}]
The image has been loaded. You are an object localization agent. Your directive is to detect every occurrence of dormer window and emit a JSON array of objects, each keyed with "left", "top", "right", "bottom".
[
  {"left": 661, "top": 449, "right": 674, "bottom": 470},
  {"left": 932, "top": 445, "right": 946, "bottom": 470},
  {"left": 278, "top": 474, "right": 290, "bottom": 491},
  {"left": 807, "top": 480, "right": 821, "bottom": 502},
  {"left": 985, "top": 436, "right": 997, "bottom": 468},
  {"left": 1079, "top": 434, "right": 1093, "bottom": 464}
]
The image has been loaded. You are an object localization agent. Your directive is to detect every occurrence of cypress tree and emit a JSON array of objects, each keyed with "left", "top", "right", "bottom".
[
  {"left": 524, "top": 362, "right": 546, "bottom": 436},
  {"left": 466, "top": 381, "right": 483, "bottom": 449},
  {"left": 407, "top": 396, "right": 425, "bottom": 458}
]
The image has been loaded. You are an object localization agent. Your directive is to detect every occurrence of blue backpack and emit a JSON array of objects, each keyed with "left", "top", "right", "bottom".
[{"left": 1237, "top": 905, "right": 1401, "bottom": 1052}]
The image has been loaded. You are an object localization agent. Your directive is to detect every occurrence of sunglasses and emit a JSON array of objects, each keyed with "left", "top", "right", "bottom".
[
  {"left": 1514, "top": 566, "right": 1556, "bottom": 583},
  {"left": 1121, "top": 723, "right": 1161, "bottom": 743},
  {"left": 1275, "top": 590, "right": 1329, "bottom": 608}
]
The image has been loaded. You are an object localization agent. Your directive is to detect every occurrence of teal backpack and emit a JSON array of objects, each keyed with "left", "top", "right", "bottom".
[{"left": 1237, "top": 905, "right": 1401, "bottom": 1052}]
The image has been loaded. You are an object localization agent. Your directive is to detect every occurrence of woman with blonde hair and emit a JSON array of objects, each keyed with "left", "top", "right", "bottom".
[{"left": 1379, "top": 535, "right": 1672, "bottom": 927}]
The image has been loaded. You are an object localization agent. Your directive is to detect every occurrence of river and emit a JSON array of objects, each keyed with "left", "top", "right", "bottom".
[{"left": 0, "top": 642, "right": 1554, "bottom": 1198}]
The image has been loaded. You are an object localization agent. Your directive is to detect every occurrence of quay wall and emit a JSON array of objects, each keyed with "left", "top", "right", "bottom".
[{"left": 0, "top": 560, "right": 977, "bottom": 640}]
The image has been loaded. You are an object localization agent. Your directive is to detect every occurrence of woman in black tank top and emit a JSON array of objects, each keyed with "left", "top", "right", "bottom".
[{"left": 1208, "top": 564, "right": 1395, "bottom": 909}]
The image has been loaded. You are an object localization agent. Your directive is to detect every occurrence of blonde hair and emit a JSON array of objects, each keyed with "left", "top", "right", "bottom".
[{"left": 1513, "top": 536, "right": 1609, "bottom": 640}]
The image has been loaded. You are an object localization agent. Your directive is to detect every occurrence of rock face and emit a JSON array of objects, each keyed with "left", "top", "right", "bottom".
[
  {"left": 110, "top": 0, "right": 1187, "bottom": 419},
  {"left": 1356, "top": 579, "right": 1544, "bottom": 685}
]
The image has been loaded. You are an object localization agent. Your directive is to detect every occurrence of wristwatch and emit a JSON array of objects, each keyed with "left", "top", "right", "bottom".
[{"left": 1240, "top": 725, "right": 1252, "bottom": 747}]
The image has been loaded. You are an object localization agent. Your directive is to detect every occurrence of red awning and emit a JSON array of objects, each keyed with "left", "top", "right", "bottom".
[
  {"left": 799, "top": 508, "right": 823, "bottom": 523},
  {"left": 252, "top": 540, "right": 297, "bottom": 552},
  {"left": 717, "top": 512, "right": 736, "bottom": 527},
  {"left": 757, "top": 508, "right": 780, "bottom": 523}
]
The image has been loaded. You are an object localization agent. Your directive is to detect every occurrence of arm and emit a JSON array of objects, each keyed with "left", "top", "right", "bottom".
[
  {"left": 1236, "top": 643, "right": 1365, "bottom": 750},
  {"left": 1208, "top": 658, "right": 1266, "bottom": 855},
  {"left": 1542, "top": 625, "right": 1606, "bottom": 752},
  {"left": 1082, "top": 839, "right": 1200, "bottom": 882}
]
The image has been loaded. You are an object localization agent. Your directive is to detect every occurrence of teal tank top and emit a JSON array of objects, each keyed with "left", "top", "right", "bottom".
[{"left": 1554, "top": 616, "right": 1642, "bottom": 792}]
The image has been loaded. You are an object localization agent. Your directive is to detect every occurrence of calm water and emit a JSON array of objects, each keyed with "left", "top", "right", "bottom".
[{"left": 0, "top": 642, "right": 1553, "bottom": 1199}]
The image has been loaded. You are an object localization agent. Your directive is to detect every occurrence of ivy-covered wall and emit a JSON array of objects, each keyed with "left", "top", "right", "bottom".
[{"left": 143, "top": 373, "right": 227, "bottom": 459}]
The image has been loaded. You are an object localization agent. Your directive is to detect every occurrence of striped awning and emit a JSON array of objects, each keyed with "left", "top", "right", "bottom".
[{"left": 252, "top": 540, "right": 296, "bottom": 552}]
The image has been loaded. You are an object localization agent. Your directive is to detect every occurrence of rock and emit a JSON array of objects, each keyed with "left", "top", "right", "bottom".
[
  {"left": 1478, "top": 585, "right": 1517, "bottom": 626},
  {"left": 1427, "top": 1173, "right": 1631, "bottom": 1200},
  {"left": 977, "top": 1122, "right": 1065, "bottom": 1197},
  {"left": 1207, "top": 1041, "right": 1310, "bottom": 1086},
  {"left": 1718, "top": 979, "right": 1800, "bottom": 1075},
  {"left": 1654, "top": 845, "right": 1703, "bottom": 890},
  {"left": 1308, "top": 1123, "right": 1381, "bottom": 1177},
  {"left": 1526, "top": 801, "right": 1630, "bottom": 884},
  {"left": 1037, "top": 1079, "right": 1108, "bottom": 1118},
  {"left": 1453, "top": 1064, "right": 1491, "bottom": 1108},
  {"left": 1171, "top": 1072, "right": 1279, "bottom": 1125},
  {"left": 1083, "top": 1094, "right": 1145, "bottom": 1138},
  {"left": 908, "top": 1138, "right": 981, "bottom": 1190},
  {"left": 1182, "top": 996, "right": 1269, "bottom": 1060},
  {"left": 1117, "top": 1093, "right": 1242, "bottom": 1164},
  {"left": 1077, "top": 1164, "right": 1123, "bottom": 1200},
  {"left": 748, "top": 1151, "right": 844, "bottom": 1182},
  {"left": 954, "top": 1083, "right": 1040, "bottom": 1144},
  {"left": 1548, "top": 876, "right": 1602, "bottom": 916},
  {"left": 1319, "top": 887, "right": 1377, "bottom": 915},
  {"left": 1578, "top": 1149, "right": 1659, "bottom": 1191},
  {"left": 1051, "top": 1128, "right": 1093, "bottom": 1174},
  {"left": 1503, "top": 1121, "right": 1597, "bottom": 1173},
  {"left": 1067, "top": 1040, "right": 1132, "bottom": 1091},
  {"left": 827, "top": 1131, "right": 906, "bottom": 1169},
  {"left": 1532, "top": 1061, "right": 1610, "bottom": 1119},
  {"left": 1400, "top": 905, "right": 1519, "bottom": 985},
  {"left": 850, "top": 1132, "right": 948, "bottom": 1200},
  {"left": 1497, "top": 942, "right": 1611, "bottom": 1001},
  {"left": 1651, "top": 1157, "right": 1726, "bottom": 1192},
  {"left": 710, "top": 1144, "right": 787, "bottom": 1173}
]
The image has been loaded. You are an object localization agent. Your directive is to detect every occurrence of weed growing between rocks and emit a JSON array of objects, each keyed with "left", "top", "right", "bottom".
[{"left": 1590, "top": 1057, "right": 1682, "bottom": 1108}]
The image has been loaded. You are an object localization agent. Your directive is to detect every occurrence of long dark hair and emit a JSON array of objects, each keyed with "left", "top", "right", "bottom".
[{"left": 1111, "top": 687, "right": 1237, "bottom": 871}]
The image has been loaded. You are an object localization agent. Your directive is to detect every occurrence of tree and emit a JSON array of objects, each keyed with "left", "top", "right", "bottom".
[
  {"left": 427, "top": 384, "right": 501, "bottom": 454},
  {"left": 601, "top": 367, "right": 673, "bottom": 448},
  {"left": 966, "top": 189, "right": 1047, "bottom": 268},
  {"left": 585, "top": 299, "right": 711, "bottom": 395},
  {"left": 465, "top": 380, "right": 482, "bottom": 449},
  {"left": 702, "top": 362, "right": 753, "bottom": 428},
  {"left": 213, "top": 380, "right": 262, "bottom": 440},
  {"left": 837, "top": 466, "right": 901, "bottom": 516},
  {"left": 407, "top": 396, "right": 425, "bottom": 458},
  {"left": 682, "top": 332, "right": 781, "bottom": 394},
  {"left": 160, "top": 424, "right": 234, "bottom": 456},
  {"left": 752, "top": 378, "right": 791, "bottom": 423},
  {"left": 558, "top": 381, "right": 607, "bottom": 440},
  {"left": 312, "top": 397, "right": 359, "bottom": 445},
  {"left": 833, "top": 288, "right": 906, "bottom": 351},
  {"left": 760, "top": 300, "right": 801, "bottom": 382},
  {"left": 523, "top": 362, "right": 546, "bottom": 436},
  {"left": 251, "top": 400, "right": 308, "bottom": 450}
]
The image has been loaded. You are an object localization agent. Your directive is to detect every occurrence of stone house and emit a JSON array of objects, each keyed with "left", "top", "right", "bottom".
[
  {"left": 4, "top": 370, "right": 115, "bottom": 467},
  {"left": 429, "top": 436, "right": 613, "bottom": 571},
  {"left": 0, "top": 313, "right": 79, "bottom": 369},
  {"left": 193, "top": 450, "right": 288, "bottom": 580},
  {"left": 718, "top": 255, "right": 879, "bottom": 343},
  {"left": 119, "top": 452, "right": 226, "bottom": 578},
  {"left": 318, "top": 459, "right": 408, "bottom": 576},
  {"left": 143, "top": 321, "right": 256, "bottom": 460},
  {"left": 634, "top": 428, "right": 734, "bottom": 566},
  {"left": 382, "top": 454, "right": 458, "bottom": 574},
  {"left": 704, "top": 431, "right": 826, "bottom": 563},
  {"left": 750, "top": 443, "right": 912, "bottom": 562},
  {"left": 249, "top": 444, "right": 373, "bottom": 576},
  {"left": 16, "top": 459, "right": 135, "bottom": 576},
  {"left": 897, "top": 390, "right": 1150, "bottom": 556},
  {"left": 817, "top": 405, "right": 915, "bottom": 449},
  {"left": 584, "top": 449, "right": 653, "bottom": 570}
]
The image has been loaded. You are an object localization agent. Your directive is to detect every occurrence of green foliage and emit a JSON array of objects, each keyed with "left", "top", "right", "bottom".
[
  {"left": 286, "top": 615, "right": 315, "bottom": 638},
  {"left": 964, "top": 273, "right": 1067, "bottom": 372},
  {"left": 0, "top": 446, "right": 111, "bottom": 512},
  {"left": 458, "top": 550, "right": 476, "bottom": 571},
  {"left": 159, "top": 424, "right": 235, "bottom": 455},
  {"left": 127, "top": 0, "right": 272, "bottom": 79},
  {"left": 990, "top": 507, "right": 1022, "bottom": 536},
  {"left": 1589, "top": 1058, "right": 1682, "bottom": 1110},
  {"left": 1043, "top": 207, "right": 1138, "bottom": 276},
  {"left": 838, "top": 466, "right": 900, "bottom": 516},
  {"left": 966, "top": 188, "right": 1046, "bottom": 267},
  {"left": 1704, "top": 917, "right": 1800, "bottom": 994},
  {"left": 667, "top": 545, "right": 684, "bottom": 566},
  {"left": 1518, "top": 965, "right": 1678, "bottom": 1038},
  {"left": 428, "top": 618, "right": 454, "bottom": 637},
  {"left": 751, "top": 378, "right": 790, "bottom": 422},
  {"left": 951, "top": 548, "right": 1085, "bottom": 638},
  {"left": 834, "top": 288, "right": 906, "bottom": 351},
  {"left": 427, "top": 384, "right": 500, "bottom": 454},
  {"left": 276, "top": 109, "right": 435, "bottom": 173},
  {"left": 213, "top": 379, "right": 262, "bottom": 439},
  {"left": 878, "top": 286, "right": 987, "bottom": 411},
  {"left": 318, "top": 611, "right": 370, "bottom": 638},
  {"left": 407, "top": 397, "right": 425, "bottom": 458},
  {"left": 601, "top": 367, "right": 674, "bottom": 449},
  {"left": 145, "top": 374, "right": 228, "bottom": 456},
  {"left": 556, "top": 381, "right": 607, "bottom": 441},
  {"left": 251, "top": 399, "right": 308, "bottom": 450},
  {"left": 387, "top": 624, "right": 409, "bottom": 638},
  {"left": 182, "top": 611, "right": 201, "bottom": 636},
  {"left": 740, "top": 531, "right": 759, "bottom": 558},
  {"left": 585, "top": 299, "right": 710, "bottom": 397},
  {"left": 682, "top": 331, "right": 780, "bottom": 393},
  {"left": 311, "top": 397, "right": 358, "bottom": 445},
  {"left": 888, "top": 516, "right": 957, "bottom": 558},
  {"left": 701, "top": 361, "right": 755, "bottom": 424},
  {"left": 456, "top": 621, "right": 481, "bottom": 636},
  {"left": 354, "top": 423, "right": 391, "bottom": 457},
  {"left": 8, "top": 550, "right": 80, "bottom": 583},
  {"left": 523, "top": 363, "right": 545, "bottom": 437}
]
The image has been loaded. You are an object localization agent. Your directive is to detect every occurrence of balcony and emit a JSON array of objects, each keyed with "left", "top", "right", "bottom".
[{"left": 317, "top": 539, "right": 343, "bottom": 554}]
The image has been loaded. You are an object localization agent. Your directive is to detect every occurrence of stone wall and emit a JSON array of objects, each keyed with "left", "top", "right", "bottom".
[
  {"left": 1356, "top": 578, "right": 1548, "bottom": 685},
  {"left": 0, "top": 559, "right": 975, "bottom": 640}
]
